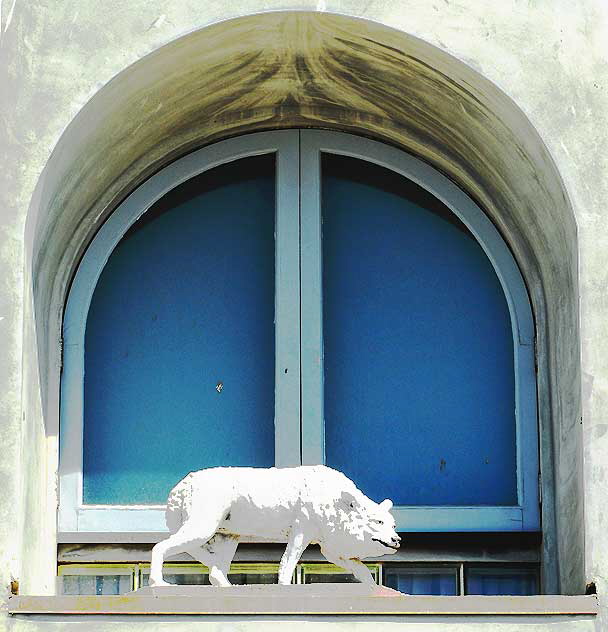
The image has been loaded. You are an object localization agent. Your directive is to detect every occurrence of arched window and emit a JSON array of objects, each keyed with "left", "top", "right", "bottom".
[{"left": 59, "top": 130, "right": 538, "bottom": 537}]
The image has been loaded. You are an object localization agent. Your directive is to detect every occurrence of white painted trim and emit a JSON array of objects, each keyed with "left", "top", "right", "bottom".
[
  {"left": 300, "top": 130, "right": 325, "bottom": 465},
  {"left": 393, "top": 507, "right": 525, "bottom": 532},
  {"left": 274, "top": 132, "right": 302, "bottom": 466}
]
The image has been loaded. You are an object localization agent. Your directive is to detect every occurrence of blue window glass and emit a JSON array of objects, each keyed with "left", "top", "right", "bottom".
[
  {"left": 384, "top": 567, "right": 458, "bottom": 595},
  {"left": 83, "top": 155, "right": 276, "bottom": 504},
  {"left": 323, "top": 154, "right": 516, "bottom": 507},
  {"left": 466, "top": 567, "right": 538, "bottom": 595}
]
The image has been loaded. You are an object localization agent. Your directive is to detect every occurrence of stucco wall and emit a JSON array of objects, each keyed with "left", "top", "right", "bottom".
[
  {"left": 0, "top": 617, "right": 600, "bottom": 631},
  {"left": 1, "top": 1, "right": 607, "bottom": 630}
]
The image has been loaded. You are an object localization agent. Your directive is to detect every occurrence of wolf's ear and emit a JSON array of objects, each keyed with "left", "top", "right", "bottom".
[
  {"left": 340, "top": 490, "right": 359, "bottom": 510},
  {"left": 379, "top": 499, "right": 393, "bottom": 512}
]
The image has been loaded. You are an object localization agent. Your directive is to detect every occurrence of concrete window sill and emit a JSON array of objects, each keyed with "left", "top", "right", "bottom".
[{"left": 8, "top": 584, "right": 599, "bottom": 616}]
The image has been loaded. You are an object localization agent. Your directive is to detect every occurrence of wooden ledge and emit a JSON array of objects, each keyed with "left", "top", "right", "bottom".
[{"left": 8, "top": 584, "right": 599, "bottom": 616}]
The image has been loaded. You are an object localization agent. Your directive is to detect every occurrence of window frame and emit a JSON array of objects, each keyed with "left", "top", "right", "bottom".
[
  {"left": 59, "top": 131, "right": 302, "bottom": 533},
  {"left": 300, "top": 131, "right": 539, "bottom": 532},
  {"left": 58, "top": 129, "right": 539, "bottom": 537}
]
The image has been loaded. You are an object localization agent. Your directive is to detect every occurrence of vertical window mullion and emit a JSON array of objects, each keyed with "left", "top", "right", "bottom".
[
  {"left": 299, "top": 131, "right": 325, "bottom": 464},
  {"left": 275, "top": 133, "right": 302, "bottom": 466}
]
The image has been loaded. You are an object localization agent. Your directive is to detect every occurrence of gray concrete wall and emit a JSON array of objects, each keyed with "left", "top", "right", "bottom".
[{"left": 1, "top": 1, "right": 607, "bottom": 630}]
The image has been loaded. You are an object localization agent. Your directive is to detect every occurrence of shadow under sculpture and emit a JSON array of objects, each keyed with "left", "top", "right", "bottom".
[{"left": 149, "top": 465, "right": 400, "bottom": 587}]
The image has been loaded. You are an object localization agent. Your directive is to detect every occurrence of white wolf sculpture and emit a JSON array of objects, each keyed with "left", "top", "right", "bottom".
[{"left": 149, "top": 465, "right": 400, "bottom": 587}]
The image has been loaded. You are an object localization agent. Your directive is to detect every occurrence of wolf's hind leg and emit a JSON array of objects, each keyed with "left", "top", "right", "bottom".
[
  {"left": 188, "top": 534, "right": 239, "bottom": 587},
  {"left": 149, "top": 507, "right": 227, "bottom": 587}
]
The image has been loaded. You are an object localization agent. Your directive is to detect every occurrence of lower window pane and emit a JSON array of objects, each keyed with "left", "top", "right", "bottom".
[
  {"left": 141, "top": 565, "right": 280, "bottom": 586},
  {"left": 466, "top": 567, "right": 538, "bottom": 595},
  {"left": 384, "top": 566, "right": 458, "bottom": 595},
  {"left": 227, "top": 573, "right": 278, "bottom": 585},
  {"left": 142, "top": 572, "right": 210, "bottom": 586},
  {"left": 302, "top": 564, "right": 379, "bottom": 584},
  {"left": 62, "top": 574, "right": 132, "bottom": 595},
  {"left": 305, "top": 573, "right": 361, "bottom": 584}
]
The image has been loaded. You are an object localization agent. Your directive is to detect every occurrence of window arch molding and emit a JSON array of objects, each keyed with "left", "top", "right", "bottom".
[
  {"left": 23, "top": 10, "right": 581, "bottom": 595},
  {"left": 59, "top": 129, "right": 539, "bottom": 536}
]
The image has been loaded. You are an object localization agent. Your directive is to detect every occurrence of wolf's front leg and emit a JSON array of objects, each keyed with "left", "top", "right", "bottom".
[
  {"left": 278, "top": 525, "right": 309, "bottom": 585},
  {"left": 320, "top": 548, "right": 376, "bottom": 586}
]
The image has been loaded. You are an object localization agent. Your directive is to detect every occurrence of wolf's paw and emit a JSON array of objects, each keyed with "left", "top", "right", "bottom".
[{"left": 148, "top": 578, "right": 172, "bottom": 588}]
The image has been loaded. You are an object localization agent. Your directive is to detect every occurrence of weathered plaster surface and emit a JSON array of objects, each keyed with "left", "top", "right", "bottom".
[
  {"left": 1, "top": 615, "right": 599, "bottom": 631},
  {"left": 1, "top": 1, "right": 607, "bottom": 630},
  {"left": 0, "top": 0, "right": 24, "bottom": 611},
  {"left": 2, "top": 617, "right": 600, "bottom": 632}
]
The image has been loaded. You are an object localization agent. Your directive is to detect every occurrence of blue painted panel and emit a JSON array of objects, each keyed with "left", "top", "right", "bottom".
[
  {"left": 384, "top": 568, "right": 457, "bottom": 595},
  {"left": 466, "top": 567, "right": 538, "bottom": 595},
  {"left": 323, "top": 155, "right": 516, "bottom": 507},
  {"left": 83, "top": 155, "right": 275, "bottom": 504}
]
